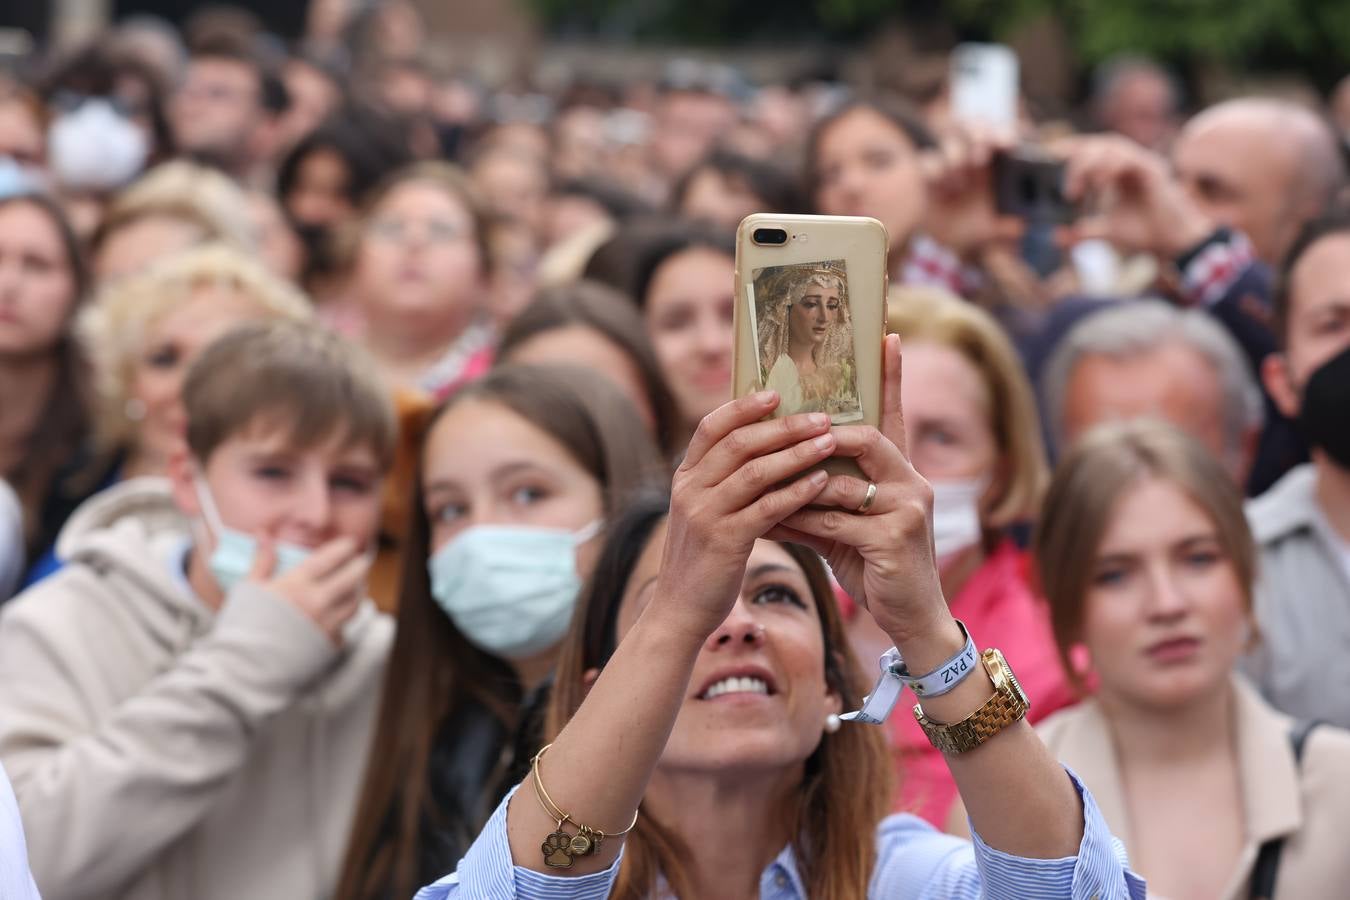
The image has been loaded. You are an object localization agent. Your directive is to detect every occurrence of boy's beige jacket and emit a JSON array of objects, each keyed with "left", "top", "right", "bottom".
[
  {"left": 0, "top": 478, "right": 392, "bottom": 900},
  {"left": 1038, "top": 676, "right": 1350, "bottom": 900}
]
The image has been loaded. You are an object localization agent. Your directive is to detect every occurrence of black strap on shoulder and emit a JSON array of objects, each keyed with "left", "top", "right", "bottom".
[
  {"left": 1249, "top": 720, "right": 1322, "bottom": 900},
  {"left": 1288, "top": 718, "right": 1320, "bottom": 764}
]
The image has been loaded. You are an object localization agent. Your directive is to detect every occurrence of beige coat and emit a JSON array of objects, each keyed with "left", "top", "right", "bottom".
[
  {"left": 1037, "top": 677, "right": 1350, "bottom": 900},
  {"left": 0, "top": 479, "right": 392, "bottom": 900}
]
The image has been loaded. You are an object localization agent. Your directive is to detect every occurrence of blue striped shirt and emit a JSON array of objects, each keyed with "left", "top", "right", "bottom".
[{"left": 415, "top": 768, "right": 1146, "bottom": 899}]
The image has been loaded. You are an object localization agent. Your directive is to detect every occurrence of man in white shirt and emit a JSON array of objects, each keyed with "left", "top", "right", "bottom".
[{"left": 1245, "top": 210, "right": 1350, "bottom": 727}]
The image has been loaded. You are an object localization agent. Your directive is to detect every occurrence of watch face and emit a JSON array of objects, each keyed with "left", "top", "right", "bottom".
[{"left": 986, "top": 649, "right": 1029, "bottom": 707}]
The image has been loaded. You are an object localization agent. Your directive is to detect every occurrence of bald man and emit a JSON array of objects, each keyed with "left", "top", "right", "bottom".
[
  {"left": 1173, "top": 99, "right": 1345, "bottom": 266},
  {"left": 1054, "top": 97, "right": 1345, "bottom": 492}
]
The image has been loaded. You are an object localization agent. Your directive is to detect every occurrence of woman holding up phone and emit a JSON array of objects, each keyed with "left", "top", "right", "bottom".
[{"left": 416, "top": 336, "right": 1144, "bottom": 899}]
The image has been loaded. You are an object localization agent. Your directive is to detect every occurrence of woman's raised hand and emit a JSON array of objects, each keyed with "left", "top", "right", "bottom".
[
  {"left": 771, "top": 335, "right": 950, "bottom": 647},
  {"left": 920, "top": 121, "right": 1024, "bottom": 260},
  {"left": 654, "top": 393, "right": 837, "bottom": 640}
]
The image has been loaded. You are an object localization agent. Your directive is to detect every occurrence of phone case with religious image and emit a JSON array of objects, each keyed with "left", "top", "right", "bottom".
[{"left": 732, "top": 213, "right": 888, "bottom": 479}]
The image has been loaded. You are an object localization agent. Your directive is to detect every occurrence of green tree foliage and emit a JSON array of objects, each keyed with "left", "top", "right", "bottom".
[
  {"left": 526, "top": 0, "right": 908, "bottom": 42},
  {"left": 526, "top": 0, "right": 1350, "bottom": 86},
  {"left": 949, "top": 0, "right": 1350, "bottom": 70}
]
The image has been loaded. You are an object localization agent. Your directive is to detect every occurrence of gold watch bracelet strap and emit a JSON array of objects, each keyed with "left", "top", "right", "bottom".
[{"left": 914, "top": 649, "right": 1030, "bottom": 756}]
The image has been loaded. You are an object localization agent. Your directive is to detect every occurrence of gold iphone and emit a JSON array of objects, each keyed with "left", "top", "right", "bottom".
[{"left": 732, "top": 213, "right": 889, "bottom": 479}]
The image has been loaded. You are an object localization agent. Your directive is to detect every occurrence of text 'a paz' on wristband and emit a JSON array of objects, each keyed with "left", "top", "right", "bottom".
[
  {"left": 839, "top": 621, "right": 979, "bottom": 725},
  {"left": 899, "top": 619, "right": 979, "bottom": 699}
]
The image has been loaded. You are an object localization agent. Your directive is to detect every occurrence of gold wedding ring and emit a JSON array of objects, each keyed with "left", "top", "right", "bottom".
[{"left": 857, "top": 482, "right": 878, "bottom": 514}]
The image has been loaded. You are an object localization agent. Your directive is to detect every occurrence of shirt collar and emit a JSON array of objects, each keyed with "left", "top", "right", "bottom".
[
  {"left": 1247, "top": 464, "right": 1320, "bottom": 543},
  {"left": 654, "top": 842, "right": 807, "bottom": 899},
  {"left": 760, "top": 843, "right": 808, "bottom": 898}
]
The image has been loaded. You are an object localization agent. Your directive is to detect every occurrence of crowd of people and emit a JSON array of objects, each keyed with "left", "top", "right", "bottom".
[{"left": 1, "top": 3, "right": 1349, "bottom": 898}]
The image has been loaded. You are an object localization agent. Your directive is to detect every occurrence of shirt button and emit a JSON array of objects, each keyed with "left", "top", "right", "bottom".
[{"left": 775, "top": 874, "right": 787, "bottom": 888}]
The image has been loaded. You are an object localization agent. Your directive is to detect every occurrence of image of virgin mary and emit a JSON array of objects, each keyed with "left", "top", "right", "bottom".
[{"left": 755, "top": 263, "right": 862, "bottom": 422}]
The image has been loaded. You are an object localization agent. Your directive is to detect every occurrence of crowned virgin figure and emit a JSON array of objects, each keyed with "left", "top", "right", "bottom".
[{"left": 757, "top": 264, "right": 859, "bottom": 421}]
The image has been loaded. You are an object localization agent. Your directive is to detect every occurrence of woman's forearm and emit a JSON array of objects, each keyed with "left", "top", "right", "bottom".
[
  {"left": 894, "top": 615, "right": 1083, "bottom": 859},
  {"left": 504, "top": 597, "right": 703, "bottom": 874}
]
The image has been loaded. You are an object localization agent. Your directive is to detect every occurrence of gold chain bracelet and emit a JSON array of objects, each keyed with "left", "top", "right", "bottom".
[{"left": 531, "top": 743, "right": 639, "bottom": 869}]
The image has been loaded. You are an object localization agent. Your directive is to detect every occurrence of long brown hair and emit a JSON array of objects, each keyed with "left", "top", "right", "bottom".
[
  {"left": 546, "top": 493, "right": 893, "bottom": 900},
  {"left": 1034, "top": 418, "right": 1257, "bottom": 692},
  {"left": 336, "top": 365, "right": 665, "bottom": 900},
  {"left": 0, "top": 192, "right": 91, "bottom": 557},
  {"left": 497, "top": 279, "right": 681, "bottom": 456},
  {"left": 804, "top": 96, "right": 936, "bottom": 211}
]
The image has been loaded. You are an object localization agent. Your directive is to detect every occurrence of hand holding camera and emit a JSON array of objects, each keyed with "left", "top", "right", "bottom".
[
  {"left": 1052, "top": 134, "right": 1215, "bottom": 258},
  {"left": 920, "top": 122, "right": 1026, "bottom": 259}
]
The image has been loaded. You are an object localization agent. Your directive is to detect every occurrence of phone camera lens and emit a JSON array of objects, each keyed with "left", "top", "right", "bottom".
[{"left": 752, "top": 227, "right": 789, "bottom": 246}]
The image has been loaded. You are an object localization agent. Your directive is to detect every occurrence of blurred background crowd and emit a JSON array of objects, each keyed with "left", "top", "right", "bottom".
[{"left": 2, "top": 0, "right": 1350, "bottom": 898}]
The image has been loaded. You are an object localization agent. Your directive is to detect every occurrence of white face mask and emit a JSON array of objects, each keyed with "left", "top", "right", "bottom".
[
  {"left": 47, "top": 98, "right": 147, "bottom": 192},
  {"left": 930, "top": 477, "right": 990, "bottom": 561}
]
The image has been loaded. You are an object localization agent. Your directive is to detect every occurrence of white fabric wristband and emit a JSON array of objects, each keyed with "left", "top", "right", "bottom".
[{"left": 840, "top": 620, "right": 979, "bottom": 725}]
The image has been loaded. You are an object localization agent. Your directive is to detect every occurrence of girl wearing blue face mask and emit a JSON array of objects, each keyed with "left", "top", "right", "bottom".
[{"left": 337, "top": 364, "right": 664, "bottom": 900}]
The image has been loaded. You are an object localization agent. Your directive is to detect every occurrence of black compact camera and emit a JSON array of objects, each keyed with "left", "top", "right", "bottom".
[{"left": 992, "top": 150, "right": 1076, "bottom": 224}]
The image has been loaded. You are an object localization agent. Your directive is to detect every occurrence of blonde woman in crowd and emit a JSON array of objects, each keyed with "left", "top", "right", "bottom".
[
  {"left": 78, "top": 242, "right": 311, "bottom": 479},
  {"left": 954, "top": 419, "right": 1350, "bottom": 899},
  {"left": 88, "top": 160, "right": 256, "bottom": 283},
  {"left": 846, "top": 287, "right": 1074, "bottom": 824},
  {"left": 19, "top": 244, "right": 312, "bottom": 585}
]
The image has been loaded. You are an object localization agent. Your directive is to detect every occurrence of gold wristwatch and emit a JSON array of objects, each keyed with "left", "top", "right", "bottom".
[{"left": 914, "top": 648, "right": 1029, "bottom": 755}]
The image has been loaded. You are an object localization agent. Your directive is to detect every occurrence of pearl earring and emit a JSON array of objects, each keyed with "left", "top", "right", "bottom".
[
  {"left": 125, "top": 398, "right": 146, "bottom": 422},
  {"left": 824, "top": 713, "right": 842, "bottom": 734}
]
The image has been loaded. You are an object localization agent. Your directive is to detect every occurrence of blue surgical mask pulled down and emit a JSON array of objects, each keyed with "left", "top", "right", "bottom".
[
  {"left": 193, "top": 478, "right": 312, "bottom": 595},
  {"left": 428, "top": 520, "right": 603, "bottom": 660}
]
